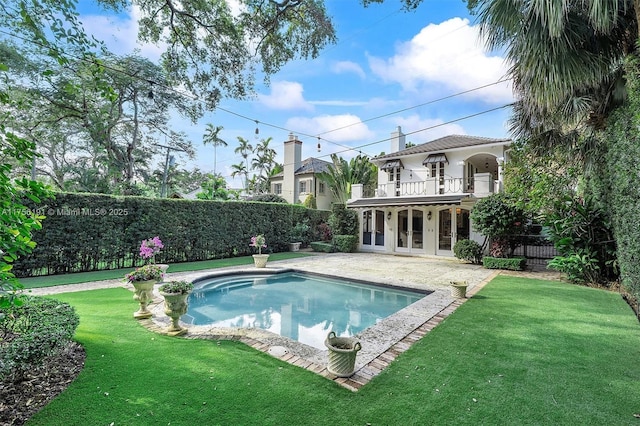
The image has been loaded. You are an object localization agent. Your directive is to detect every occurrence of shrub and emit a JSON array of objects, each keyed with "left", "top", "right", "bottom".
[
  {"left": 547, "top": 249, "right": 603, "bottom": 284},
  {"left": 0, "top": 296, "right": 79, "bottom": 382},
  {"left": 290, "top": 221, "right": 311, "bottom": 245},
  {"left": 453, "top": 239, "right": 483, "bottom": 264},
  {"left": 316, "top": 222, "right": 332, "bottom": 242},
  {"left": 303, "top": 194, "right": 317, "bottom": 209},
  {"left": 333, "top": 235, "right": 358, "bottom": 253},
  {"left": 471, "top": 193, "right": 528, "bottom": 257},
  {"left": 328, "top": 203, "right": 358, "bottom": 236},
  {"left": 310, "top": 241, "right": 335, "bottom": 253},
  {"left": 482, "top": 256, "right": 526, "bottom": 271},
  {"left": 245, "top": 193, "right": 288, "bottom": 203}
]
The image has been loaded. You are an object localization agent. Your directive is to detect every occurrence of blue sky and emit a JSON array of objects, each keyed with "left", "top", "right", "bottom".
[{"left": 78, "top": 0, "right": 513, "bottom": 188}]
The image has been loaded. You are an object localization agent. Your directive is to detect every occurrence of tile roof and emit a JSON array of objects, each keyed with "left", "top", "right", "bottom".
[
  {"left": 375, "top": 135, "right": 511, "bottom": 160},
  {"left": 271, "top": 157, "right": 332, "bottom": 178}
]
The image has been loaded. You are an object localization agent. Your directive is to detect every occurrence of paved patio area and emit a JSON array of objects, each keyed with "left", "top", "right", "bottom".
[{"left": 31, "top": 253, "right": 561, "bottom": 391}]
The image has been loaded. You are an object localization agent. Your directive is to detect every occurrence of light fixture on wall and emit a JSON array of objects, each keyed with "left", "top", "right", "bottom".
[
  {"left": 427, "top": 211, "right": 432, "bottom": 221},
  {"left": 387, "top": 211, "right": 392, "bottom": 220},
  {"left": 409, "top": 169, "right": 413, "bottom": 179}
]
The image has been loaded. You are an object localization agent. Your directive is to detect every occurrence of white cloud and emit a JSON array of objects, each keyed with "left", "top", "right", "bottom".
[
  {"left": 258, "top": 81, "right": 313, "bottom": 111},
  {"left": 331, "top": 61, "right": 366, "bottom": 79},
  {"left": 368, "top": 17, "right": 513, "bottom": 104},
  {"left": 286, "top": 114, "right": 375, "bottom": 143},
  {"left": 80, "top": 5, "right": 164, "bottom": 60}
]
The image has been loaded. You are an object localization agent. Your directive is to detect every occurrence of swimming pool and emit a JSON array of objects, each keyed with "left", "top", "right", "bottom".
[{"left": 184, "top": 271, "right": 428, "bottom": 350}]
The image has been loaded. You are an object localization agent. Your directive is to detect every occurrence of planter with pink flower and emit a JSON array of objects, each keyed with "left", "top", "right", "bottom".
[
  {"left": 250, "top": 234, "right": 269, "bottom": 268},
  {"left": 125, "top": 264, "right": 164, "bottom": 319}
]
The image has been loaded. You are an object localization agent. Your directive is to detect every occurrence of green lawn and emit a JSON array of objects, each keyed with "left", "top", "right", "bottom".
[
  {"left": 19, "top": 252, "right": 314, "bottom": 289},
  {"left": 28, "top": 276, "right": 640, "bottom": 425}
]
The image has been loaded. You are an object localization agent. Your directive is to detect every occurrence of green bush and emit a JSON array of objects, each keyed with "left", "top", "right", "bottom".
[
  {"left": 0, "top": 296, "right": 79, "bottom": 381},
  {"left": 482, "top": 256, "right": 526, "bottom": 271},
  {"left": 471, "top": 193, "right": 528, "bottom": 257},
  {"left": 333, "top": 235, "right": 358, "bottom": 253},
  {"left": 245, "top": 193, "right": 288, "bottom": 203},
  {"left": 328, "top": 203, "right": 358, "bottom": 236},
  {"left": 453, "top": 239, "right": 483, "bottom": 264},
  {"left": 15, "top": 193, "right": 329, "bottom": 276},
  {"left": 310, "top": 241, "right": 335, "bottom": 253}
]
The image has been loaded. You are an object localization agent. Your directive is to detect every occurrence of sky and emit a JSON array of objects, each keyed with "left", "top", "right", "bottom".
[{"left": 78, "top": 0, "right": 514, "bottom": 189}]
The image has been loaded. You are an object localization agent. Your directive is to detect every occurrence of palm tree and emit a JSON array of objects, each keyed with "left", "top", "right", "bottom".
[
  {"left": 234, "top": 136, "right": 253, "bottom": 191},
  {"left": 202, "top": 124, "right": 227, "bottom": 175},
  {"left": 318, "top": 154, "right": 376, "bottom": 204},
  {"left": 470, "top": 0, "right": 638, "bottom": 143},
  {"left": 251, "top": 137, "right": 277, "bottom": 193},
  {"left": 230, "top": 162, "right": 247, "bottom": 189}
]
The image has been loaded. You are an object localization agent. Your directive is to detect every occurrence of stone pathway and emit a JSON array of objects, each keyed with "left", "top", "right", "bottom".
[{"left": 31, "top": 253, "right": 562, "bottom": 391}]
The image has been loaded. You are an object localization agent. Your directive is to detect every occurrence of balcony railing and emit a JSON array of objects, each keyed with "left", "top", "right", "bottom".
[{"left": 354, "top": 173, "right": 500, "bottom": 200}]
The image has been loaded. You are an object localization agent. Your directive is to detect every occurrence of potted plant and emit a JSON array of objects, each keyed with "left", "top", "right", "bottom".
[
  {"left": 139, "top": 236, "right": 168, "bottom": 273},
  {"left": 250, "top": 234, "right": 269, "bottom": 268},
  {"left": 289, "top": 222, "right": 310, "bottom": 251},
  {"left": 159, "top": 280, "right": 193, "bottom": 336},
  {"left": 450, "top": 280, "right": 468, "bottom": 298},
  {"left": 125, "top": 264, "right": 164, "bottom": 319}
]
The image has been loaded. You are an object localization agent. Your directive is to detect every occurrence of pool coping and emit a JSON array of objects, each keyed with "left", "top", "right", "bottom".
[{"left": 139, "top": 267, "right": 500, "bottom": 392}]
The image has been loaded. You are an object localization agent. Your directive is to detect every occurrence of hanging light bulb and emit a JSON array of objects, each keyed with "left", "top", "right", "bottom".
[
  {"left": 254, "top": 120, "right": 260, "bottom": 139},
  {"left": 317, "top": 137, "right": 321, "bottom": 152}
]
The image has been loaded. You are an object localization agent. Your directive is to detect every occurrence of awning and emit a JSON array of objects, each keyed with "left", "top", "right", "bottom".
[
  {"left": 380, "top": 159, "right": 403, "bottom": 170},
  {"left": 423, "top": 153, "right": 448, "bottom": 165},
  {"left": 347, "top": 194, "right": 470, "bottom": 208}
]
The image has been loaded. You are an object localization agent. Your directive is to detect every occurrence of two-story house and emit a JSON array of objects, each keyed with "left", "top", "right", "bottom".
[
  {"left": 347, "top": 127, "right": 511, "bottom": 257},
  {"left": 270, "top": 133, "right": 334, "bottom": 210}
]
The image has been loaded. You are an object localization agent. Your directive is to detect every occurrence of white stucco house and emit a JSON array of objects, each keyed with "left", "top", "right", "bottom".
[
  {"left": 347, "top": 127, "right": 511, "bottom": 257},
  {"left": 270, "top": 133, "right": 334, "bottom": 210}
]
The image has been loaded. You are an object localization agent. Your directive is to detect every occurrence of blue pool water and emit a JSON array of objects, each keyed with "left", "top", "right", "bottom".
[{"left": 184, "top": 271, "right": 427, "bottom": 350}]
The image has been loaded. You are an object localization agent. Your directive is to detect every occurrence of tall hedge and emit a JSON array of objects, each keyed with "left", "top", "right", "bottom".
[{"left": 14, "top": 193, "right": 329, "bottom": 277}]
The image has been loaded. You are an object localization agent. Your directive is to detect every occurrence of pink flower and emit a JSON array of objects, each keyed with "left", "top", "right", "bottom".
[
  {"left": 140, "top": 236, "right": 164, "bottom": 263},
  {"left": 250, "top": 235, "right": 267, "bottom": 254}
]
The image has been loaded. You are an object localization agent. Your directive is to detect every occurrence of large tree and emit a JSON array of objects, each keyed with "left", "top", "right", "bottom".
[
  {"left": 0, "top": 0, "right": 338, "bottom": 110},
  {"left": 318, "top": 154, "right": 377, "bottom": 205}
]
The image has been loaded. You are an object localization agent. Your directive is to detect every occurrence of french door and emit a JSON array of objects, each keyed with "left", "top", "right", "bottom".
[{"left": 396, "top": 209, "right": 424, "bottom": 252}]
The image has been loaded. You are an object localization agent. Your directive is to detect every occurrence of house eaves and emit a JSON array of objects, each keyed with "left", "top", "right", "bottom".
[{"left": 374, "top": 135, "right": 511, "bottom": 162}]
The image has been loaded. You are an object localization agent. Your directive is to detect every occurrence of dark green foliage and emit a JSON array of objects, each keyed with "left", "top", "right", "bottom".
[
  {"left": 588, "top": 56, "right": 640, "bottom": 298},
  {"left": 310, "top": 241, "right": 335, "bottom": 253},
  {"left": 290, "top": 221, "right": 311, "bottom": 245},
  {"left": 482, "top": 256, "right": 526, "bottom": 271},
  {"left": 545, "top": 196, "right": 617, "bottom": 284},
  {"left": 453, "top": 239, "right": 483, "bottom": 264},
  {"left": 0, "top": 296, "right": 79, "bottom": 381},
  {"left": 328, "top": 203, "right": 358, "bottom": 236},
  {"left": 245, "top": 193, "right": 287, "bottom": 203},
  {"left": 333, "top": 235, "right": 358, "bottom": 253},
  {"left": 14, "top": 193, "right": 329, "bottom": 276},
  {"left": 471, "top": 193, "right": 528, "bottom": 257}
]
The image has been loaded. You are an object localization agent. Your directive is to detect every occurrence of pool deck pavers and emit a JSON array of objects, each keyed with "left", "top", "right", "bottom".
[{"left": 30, "top": 252, "right": 562, "bottom": 392}]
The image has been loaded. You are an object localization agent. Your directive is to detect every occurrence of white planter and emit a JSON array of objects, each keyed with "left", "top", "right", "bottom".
[
  {"left": 289, "top": 242, "right": 301, "bottom": 252},
  {"left": 252, "top": 254, "right": 270, "bottom": 268}
]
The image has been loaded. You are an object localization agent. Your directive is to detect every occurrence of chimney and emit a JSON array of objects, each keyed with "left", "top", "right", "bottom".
[
  {"left": 390, "top": 126, "right": 406, "bottom": 153},
  {"left": 283, "top": 133, "right": 302, "bottom": 203}
]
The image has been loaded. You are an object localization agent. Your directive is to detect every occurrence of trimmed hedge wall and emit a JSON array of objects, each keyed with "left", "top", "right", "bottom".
[
  {"left": 15, "top": 193, "right": 329, "bottom": 277},
  {"left": 310, "top": 242, "right": 335, "bottom": 253},
  {"left": 482, "top": 256, "right": 526, "bottom": 271}
]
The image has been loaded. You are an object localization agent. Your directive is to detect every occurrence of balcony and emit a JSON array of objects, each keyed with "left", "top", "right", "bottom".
[{"left": 352, "top": 173, "right": 500, "bottom": 200}]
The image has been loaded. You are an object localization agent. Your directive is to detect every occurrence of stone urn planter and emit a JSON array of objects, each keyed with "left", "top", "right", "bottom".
[
  {"left": 324, "top": 331, "right": 362, "bottom": 377},
  {"left": 289, "top": 242, "right": 302, "bottom": 252},
  {"left": 126, "top": 264, "right": 164, "bottom": 319},
  {"left": 131, "top": 279, "right": 156, "bottom": 319},
  {"left": 450, "top": 281, "right": 468, "bottom": 298},
  {"left": 159, "top": 281, "right": 193, "bottom": 336},
  {"left": 156, "top": 263, "right": 170, "bottom": 275},
  {"left": 252, "top": 254, "right": 270, "bottom": 268}
]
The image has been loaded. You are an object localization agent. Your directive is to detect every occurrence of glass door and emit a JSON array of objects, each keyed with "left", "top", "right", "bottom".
[
  {"left": 396, "top": 209, "right": 424, "bottom": 252},
  {"left": 437, "top": 208, "right": 453, "bottom": 255}
]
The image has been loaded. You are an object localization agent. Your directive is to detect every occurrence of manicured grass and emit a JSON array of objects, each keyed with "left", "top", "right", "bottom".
[
  {"left": 29, "top": 276, "right": 640, "bottom": 425},
  {"left": 18, "top": 252, "right": 314, "bottom": 289}
]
